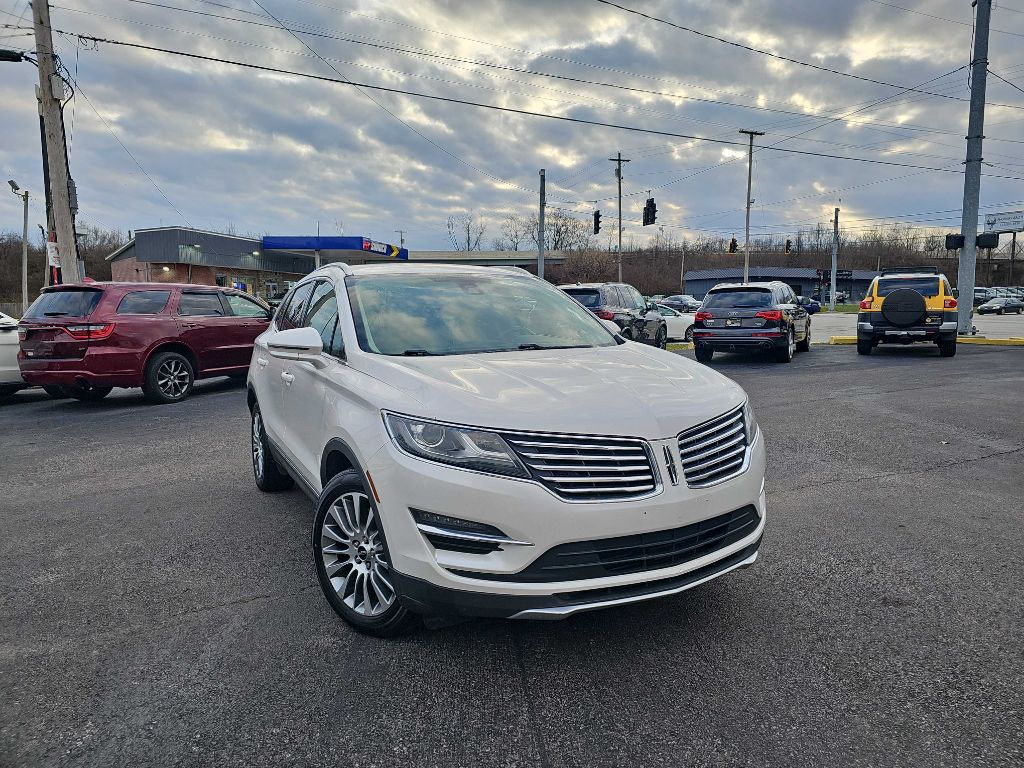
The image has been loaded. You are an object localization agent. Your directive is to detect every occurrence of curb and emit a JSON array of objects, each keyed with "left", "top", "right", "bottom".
[{"left": 827, "top": 335, "right": 1024, "bottom": 346}]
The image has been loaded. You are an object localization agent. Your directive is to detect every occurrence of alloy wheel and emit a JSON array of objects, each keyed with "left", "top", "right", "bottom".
[
  {"left": 157, "top": 359, "right": 189, "bottom": 398},
  {"left": 789, "top": 329, "right": 796, "bottom": 357},
  {"left": 320, "top": 492, "right": 396, "bottom": 616},
  {"left": 252, "top": 412, "right": 264, "bottom": 479}
]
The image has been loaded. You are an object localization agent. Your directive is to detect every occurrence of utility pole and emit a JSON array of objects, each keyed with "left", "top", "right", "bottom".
[
  {"left": 537, "top": 168, "right": 546, "bottom": 280},
  {"left": 32, "top": 0, "right": 79, "bottom": 280},
  {"left": 609, "top": 152, "right": 630, "bottom": 282},
  {"left": 8, "top": 181, "right": 29, "bottom": 314},
  {"left": 830, "top": 207, "right": 840, "bottom": 312},
  {"left": 1010, "top": 231, "right": 1017, "bottom": 286},
  {"left": 739, "top": 130, "right": 764, "bottom": 284},
  {"left": 393, "top": 230, "right": 405, "bottom": 249},
  {"left": 956, "top": 0, "right": 992, "bottom": 334}
]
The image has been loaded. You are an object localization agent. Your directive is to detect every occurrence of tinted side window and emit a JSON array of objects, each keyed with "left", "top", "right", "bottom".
[
  {"left": 225, "top": 293, "right": 270, "bottom": 318},
  {"left": 305, "top": 281, "right": 343, "bottom": 358},
  {"left": 178, "top": 292, "right": 226, "bottom": 316},
  {"left": 116, "top": 290, "right": 170, "bottom": 314},
  {"left": 613, "top": 286, "right": 632, "bottom": 308},
  {"left": 625, "top": 286, "right": 646, "bottom": 310},
  {"left": 276, "top": 281, "right": 314, "bottom": 331},
  {"left": 601, "top": 286, "right": 619, "bottom": 306}
]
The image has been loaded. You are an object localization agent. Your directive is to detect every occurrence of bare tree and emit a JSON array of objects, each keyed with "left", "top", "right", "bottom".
[
  {"left": 496, "top": 214, "right": 531, "bottom": 251},
  {"left": 527, "top": 209, "right": 593, "bottom": 252},
  {"left": 447, "top": 213, "right": 487, "bottom": 251}
]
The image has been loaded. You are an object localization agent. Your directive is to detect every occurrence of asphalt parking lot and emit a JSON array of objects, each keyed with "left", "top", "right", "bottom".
[{"left": 2, "top": 345, "right": 1022, "bottom": 768}]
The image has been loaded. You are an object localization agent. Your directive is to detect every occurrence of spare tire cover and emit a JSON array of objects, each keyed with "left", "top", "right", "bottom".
[{"left": 881, "top": 288, "right": 927, "bottom": 327}]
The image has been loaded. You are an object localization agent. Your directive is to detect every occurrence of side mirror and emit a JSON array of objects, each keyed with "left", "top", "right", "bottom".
[
  {"left": 266, "top": 326, "right": 326, "bottom": 368},
  {"left": 599, "top": 318, "right": 621, "bottom": 335}
]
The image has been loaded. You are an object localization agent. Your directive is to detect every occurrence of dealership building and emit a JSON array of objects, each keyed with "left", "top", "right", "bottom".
[{"left": 107, "top": 226, "right": 564, "bottom": 298}]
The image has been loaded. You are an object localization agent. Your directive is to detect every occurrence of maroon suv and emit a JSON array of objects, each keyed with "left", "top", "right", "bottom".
[{"left": 18, "top": 282, "right": 272, "bottom": 403}]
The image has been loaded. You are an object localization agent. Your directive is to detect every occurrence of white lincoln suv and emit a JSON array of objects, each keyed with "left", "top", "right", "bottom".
[{"left": 247, "top": 263, "right": 766, "bottom": 636}]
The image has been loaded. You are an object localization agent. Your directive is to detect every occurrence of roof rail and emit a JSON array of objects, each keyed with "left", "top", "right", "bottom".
[
  {"left": 323, "top": 261, "right": 353, "bottom": 275},
  {"left": 880, "top": 266, "right": 938, "bottom": 276}
]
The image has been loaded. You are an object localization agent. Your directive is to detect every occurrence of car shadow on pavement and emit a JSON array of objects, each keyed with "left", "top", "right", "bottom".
[{"left": 1, "top": 376, "right": 248, "bottom": 411}]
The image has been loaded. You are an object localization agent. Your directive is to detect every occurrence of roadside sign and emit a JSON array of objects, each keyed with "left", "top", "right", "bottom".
[
  {"left": 984, "top": 211, "right": 1024, "bottom": 233},
  {"left": 837, "top": 270, "right": 852, "bottom": 279},
  {"left": 46, "top": 242, "right": 60, "bottom": 267}
]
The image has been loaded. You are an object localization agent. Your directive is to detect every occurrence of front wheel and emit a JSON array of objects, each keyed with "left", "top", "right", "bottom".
[
  {"left": 654, "top": 325, "right": 667, "bottom": 349},
  {"left": 64, "top": 382, "right": 113, "bottom": 401},
  {"left": 313, "top": 471, "right": 420, "bottom": 637},
  {"left": 143, "top": 351, "right": 194, "bottom": 404}
]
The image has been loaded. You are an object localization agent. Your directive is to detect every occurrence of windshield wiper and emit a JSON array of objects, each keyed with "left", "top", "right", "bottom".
[
  {"left": 401, "top": 349, "right": 438, "bottom": 356},
  {"left": 517, "top": 343, "right": 588, "bottom": 351}
]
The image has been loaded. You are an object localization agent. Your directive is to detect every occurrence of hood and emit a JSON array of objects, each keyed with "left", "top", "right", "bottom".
[{"left": 353, "top": 343, "right": 746, "bottom": 439}]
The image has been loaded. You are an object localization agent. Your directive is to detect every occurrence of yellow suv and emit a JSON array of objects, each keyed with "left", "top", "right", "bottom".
[{"left": 856, "top": 267, "right": 958, "bottom": 357}]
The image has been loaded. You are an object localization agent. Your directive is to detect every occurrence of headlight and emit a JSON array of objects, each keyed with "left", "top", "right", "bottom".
[
  {"left": 743, "top": 399, "right": 759, "bottom": 444},
  {"left": 384, "top": 413, "right": 529, "bottom": 478}
]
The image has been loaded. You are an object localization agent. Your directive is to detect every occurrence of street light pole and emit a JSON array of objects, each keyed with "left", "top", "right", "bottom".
[{"left": 9, "top": 180, "right": 29, "bottom": 315}]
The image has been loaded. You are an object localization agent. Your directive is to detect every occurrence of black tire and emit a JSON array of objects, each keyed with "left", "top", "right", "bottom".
[
  {"left": 857, "top": 339, "right": 873, "bottom": 356},
  {"left": 775, "top": 328, "right": 795, "bottom": 363},
  {"left": 695, "top": 346, "right": 713, "bottom": 363},
  {"left": 313, "top": 470, "right": 420, "bottom": 637},
  {"left": 0, "top": 384, "right": 21, "bottom": 402},
  {"left": 655, "top": 325, "right": 667, "bottom": 349},
  {"left": 997, "top": 308, "right": 1004, "bottom": 315},
  {"left": 684, "top": 325, "right": 694, "bottom": 343},
  {"left": 42, "top": 385, "right": 69, "bottom": 399},
  {"left": 620, "top": 328, "right": 633, "bottom": 341},
  {"left": 63, "top": 382, "right": 113, "bottom": 401},
  {"left": 938, "top": 339, "right": 957, "bottom": 357},
  {"left": 796, "top": 322, "right": 811, "bottom": 352},
  {"left": 251, "top": 402, "right": 293, "bottom": 492},
  {"left": 142, "top": 351, "right": 194, "bottom": 404}
]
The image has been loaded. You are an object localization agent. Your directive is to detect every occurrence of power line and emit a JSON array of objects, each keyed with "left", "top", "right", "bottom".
[
  {"left": 59, "top": 31, "right": 1024, "bottom": 186},
  {"left": 594, "top": 0, "right": 1024, "bottom": 108},
  {"left": 989, "top": 70, "right": 1024, "bottom": 97},
  {"left": 866, "top": 0, "right": 1024, "bottom": 36}
]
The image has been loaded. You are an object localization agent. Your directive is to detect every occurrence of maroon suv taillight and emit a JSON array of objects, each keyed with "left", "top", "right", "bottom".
[
  {"left": 63, "top": 323, "right": 115, "bottom": 341},
  {"left": 755, "top": 310, "right": 783, "bottom": 321},
  {"left": 695, "top": 311, "right": 713, "bottom": 322},
  {"left": 595, "top": 309, "right": 615, "bottom": 320}
]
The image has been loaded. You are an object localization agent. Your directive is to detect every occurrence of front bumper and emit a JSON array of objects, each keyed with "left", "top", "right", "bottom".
[{"left": 366, "top": 430, "right": 767, "bottom": 619}]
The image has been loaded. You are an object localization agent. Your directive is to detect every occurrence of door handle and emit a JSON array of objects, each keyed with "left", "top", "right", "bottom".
[
  {"left": 181, "top": 322, "right": 199, "bottom": 328},
  {"left": 281, "top": 371, "right": 295, "bottom": 385},
  {"left": 257, "top": 357, "right": 268, "bottom": 367}
]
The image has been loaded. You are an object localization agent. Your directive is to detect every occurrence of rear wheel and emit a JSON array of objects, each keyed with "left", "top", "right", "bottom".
[
  {"left": 143, "top": 351, "right": 194, "bottom": 404},
  {"left": 857, "top": 339, "right": 873, "bottom": 356},
  {"left": 938, "top": 339, "right": 957, "bottom": 357},
  {"left": 64, "top": 382, "right": 113, "bottom": 401},
  {"left": 251, "top": 402, "right": 293, "bottom": 492},
  {"left": 0, "top": 384, "right": 21, "bottom": 402},
  {"left": 695, "top": 346, "right": 713, "bottom": 363},
  {"left": 684, "top": 325, "right": 694, "bottom": 343},
  {"left": 313, "top": 471, "right": 420, "bottom": 637},
  {"left": 775, "top": 328, "right": 795, "bottom": 363}
]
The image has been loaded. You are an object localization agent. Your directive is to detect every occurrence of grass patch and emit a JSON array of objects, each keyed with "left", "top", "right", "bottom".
[{"left": 820, "top": 303, "right": 860, "bottom": 313}]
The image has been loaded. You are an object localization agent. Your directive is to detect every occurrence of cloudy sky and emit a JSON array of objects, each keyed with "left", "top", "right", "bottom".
[{"left": 1, "top": 0, "right": 1023, "bottom": 251}]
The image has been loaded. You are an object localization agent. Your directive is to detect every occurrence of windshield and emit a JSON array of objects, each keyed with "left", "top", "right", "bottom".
[
  {"left": 877, "top": 277, "right": 939, "bottom": 297},
  {"left": 561, "top": 288, "right": 601, "bottom": 308},
  {"left": 24, "top": 289, "right": 102, "bottom": 319},
  {"left": 702, "top": 288, "right": 773, "bottom": 309},
  {"left": 346, "top": 272, "right": 617, "bottom": 356}
]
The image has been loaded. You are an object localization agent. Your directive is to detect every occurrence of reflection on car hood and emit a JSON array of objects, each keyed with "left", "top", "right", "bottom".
[{"left": 356, "top": 343, "right": 746, "bottom": 438}]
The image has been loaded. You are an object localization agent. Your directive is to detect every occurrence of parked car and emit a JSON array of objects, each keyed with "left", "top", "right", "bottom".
[
  {"left": 974, "top": 287, "right": 997, "bottom": 306},
  {"left": 248, "top": 263, "right": 766, "bottom": 636},
  {"left": 661, "top": 294, "right": 702, "bottom": 312},
  {"left": 856, "top": 267, "right": 957, "bottom": 357},
  {"left": 0, "top": 311, "right": 26, "bottom": 402},
  {"left": 797, "top": 296, "right": 821, "bottom": 314},
  {"left": 559, "top": 282, "right": 668, "bottom": 347},
  {"left": 811, "top": 291, "right": 848, "bottom": 304},
  {"left": 976, "top": 297, "right": 1024, "bottom": 315},
  {"left": 654, "top": 303, "right": 695, "bottom": 341},
  {"left": 17, "top": 282, "right": 272, "bottom": 403},
  {"left": 691, "top": 281, "right": 811, "bottom": 364}
]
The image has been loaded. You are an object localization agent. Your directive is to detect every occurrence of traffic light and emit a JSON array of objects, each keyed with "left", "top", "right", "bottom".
[
  {"left": 784, "top": 238, "right": 792, "bottom": 256},
  {"left": 728, "top": 237, "right": 738, "bottom": 253},
  {"left": 593, "top": 210, "right": 601, "bottom": 235},
  {"left": 642, "top": 197, "right": 657, "bottom": 226}
]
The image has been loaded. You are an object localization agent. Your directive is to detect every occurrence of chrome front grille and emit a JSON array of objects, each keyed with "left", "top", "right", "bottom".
[
  {"left": 677, "top": 406, "right": 749, "bottom": 488},
  {"left": 501, "top": 432, "right": 658, "bottom": 502}
]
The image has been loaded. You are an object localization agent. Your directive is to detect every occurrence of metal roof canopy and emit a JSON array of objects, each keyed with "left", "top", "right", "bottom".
[{"left": 262, "top": 236, "right": 409, "bottom": 261}]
